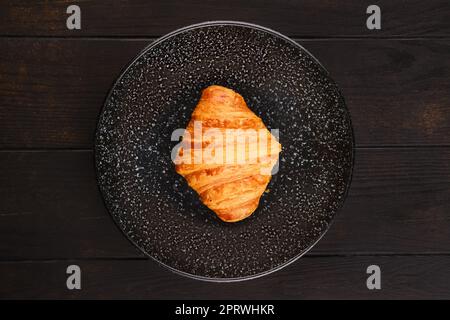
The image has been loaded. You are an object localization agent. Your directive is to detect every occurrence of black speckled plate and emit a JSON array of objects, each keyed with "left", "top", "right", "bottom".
[{"left": 95, "top": 21, "right": 354, "bottom": 281}]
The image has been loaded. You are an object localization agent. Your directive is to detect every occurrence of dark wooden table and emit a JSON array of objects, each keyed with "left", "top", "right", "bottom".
[{"left": 1, "top": 0, "right": 449, "bottom": 299}]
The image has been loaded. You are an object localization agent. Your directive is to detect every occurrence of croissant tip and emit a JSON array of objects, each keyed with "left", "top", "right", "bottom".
[
  {"left": 217, "top": 212, "right": 254, "bottom": 223},
  {"left": 203, "top": 84, "right": 234, "bottom": 92}
]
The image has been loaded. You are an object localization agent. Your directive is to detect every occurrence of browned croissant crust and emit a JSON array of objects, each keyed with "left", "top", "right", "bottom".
[{"left": 174, "top": 85, "right": 281, "bottom": 222}]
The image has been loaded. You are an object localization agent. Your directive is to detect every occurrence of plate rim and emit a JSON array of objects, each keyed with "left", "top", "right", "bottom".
[{"left": 94, "top": 20, "right": 355, "bottom": 282}]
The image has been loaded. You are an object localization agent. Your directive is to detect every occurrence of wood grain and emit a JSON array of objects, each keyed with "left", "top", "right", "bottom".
[
  {"left": 0, "top": 148, "right": 449, "bottom": 259},
  {"left": 0, "top": 0, "right": 449, "bottom": 37},
  {"left": 0, "top": 151, "right": 143, "bottom": 259},
  {"left": 1, "top": 0, "right": 449, "bottom": 301},
  {"left": 1, "top": 255, "right": 450, "bottom": 299},
  {"left": 0, "top": 39, "right": 449, "bottom": 148}
]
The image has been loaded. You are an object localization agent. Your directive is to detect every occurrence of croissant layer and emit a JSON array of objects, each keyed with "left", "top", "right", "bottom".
[{"left": 175, "top": 85, "right": 281, "bottom": 222}]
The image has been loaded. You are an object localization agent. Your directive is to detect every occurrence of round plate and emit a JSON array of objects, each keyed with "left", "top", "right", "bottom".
[{"left": 95, "top": 21, "right": 354, "bottom": 281}]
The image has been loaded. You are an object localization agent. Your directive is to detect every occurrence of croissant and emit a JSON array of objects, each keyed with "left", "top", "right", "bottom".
[{"left": 174, "top": 85, "right": 281, "bottom": 222}]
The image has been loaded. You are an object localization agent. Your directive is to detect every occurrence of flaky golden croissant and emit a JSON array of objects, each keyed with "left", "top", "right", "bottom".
[{"left": 174, "top": 85, "right": 281, "bottom": 222}]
